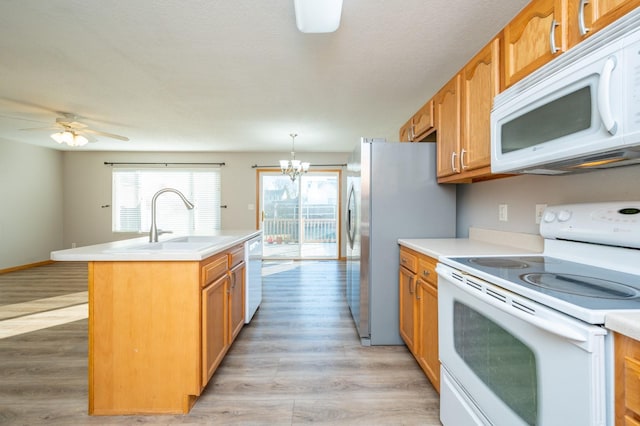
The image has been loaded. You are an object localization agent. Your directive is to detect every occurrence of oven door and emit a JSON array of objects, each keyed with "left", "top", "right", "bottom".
[{"left": 437, "top": 264, "right": 609, "bottom": 426}]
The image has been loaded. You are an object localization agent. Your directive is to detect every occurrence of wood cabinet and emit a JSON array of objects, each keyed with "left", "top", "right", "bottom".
[
  {"left": 399, "top": 99, "right": 436, "bottom": 142},
  {"left": 437, "top": 38, "right": 503, "bottom": 183},
  {"left": 202, "top": 273, "right": 229, "bottom": 385},
  {"left": 615, "top": 332, "right": 640, "bottom": 426},
  {"left": 435, "top": 74, "right": 461, "bottom": 179},
  {"left": 399, "top": 246, "right": 440, "bottom": 392},
  {"left": 89, "top": 243, "right": 247, "bottom": 415},
  {"left": 415, "top": 256, "right": 440, "bottom": 392},
  {"left": 568, "top": 0, "right": 640, "bottom": 47},
  {"left": 399, "top": 248, "right": 418, "bottom": 353},
  {"left": 503, "top": 0, "right": 568, "bottom": 88}
]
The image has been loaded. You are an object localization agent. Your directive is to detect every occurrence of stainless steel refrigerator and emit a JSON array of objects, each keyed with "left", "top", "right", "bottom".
[{"left": 346, "top": 138, "right": 456, "bottom": 345}]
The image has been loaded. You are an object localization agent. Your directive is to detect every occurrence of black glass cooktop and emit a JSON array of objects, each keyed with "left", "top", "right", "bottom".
[{"left": 447, "top": 255, "right": 640, "bottom": 311}]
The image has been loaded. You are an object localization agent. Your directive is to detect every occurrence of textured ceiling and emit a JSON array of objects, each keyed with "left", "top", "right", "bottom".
[{"left": 0, "top": 0, "right": 529, "bottom": 153}]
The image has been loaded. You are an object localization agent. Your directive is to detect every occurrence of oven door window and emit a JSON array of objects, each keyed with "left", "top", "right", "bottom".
[{"left": 454, "top": 301, "right": 537, "bottom": 426}]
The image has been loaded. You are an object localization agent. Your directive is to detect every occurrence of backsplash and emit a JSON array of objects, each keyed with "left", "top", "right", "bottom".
[{"left": 456, "top": 165, "right": 640, "bottom": 237}]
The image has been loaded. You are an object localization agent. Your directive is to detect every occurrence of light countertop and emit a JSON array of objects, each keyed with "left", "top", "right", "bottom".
[
  {"left": 605, "top": 313, "right": 640, "bottom": 341},
  {"left": 398, "top": 238, "right": 540, "bottom": 259},
  {"left": 51, "top": 230, "right": 261, "bottom": 262}
]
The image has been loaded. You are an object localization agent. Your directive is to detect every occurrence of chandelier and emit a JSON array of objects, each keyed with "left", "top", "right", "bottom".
[
  {"left": 50, "top": 130, "right": 89, "bottom": 147},
  {"left": 279, "top": 133, "right": 310, "bottom": 182}
]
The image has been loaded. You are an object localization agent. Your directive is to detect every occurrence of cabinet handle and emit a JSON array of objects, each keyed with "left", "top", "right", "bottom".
[
  {"left": 422, "top": 269, "right": 430, "bottom": 277},
  {"left": 408, "top": 277, "right": 415, "bottom": 295},
  {"left": 549, "top": 19, "right": 560, "bottom": 54},
  {"left": 416, "top": 288, "right": 421, "bottom": 300},
  {"left": 460, "top": 149, "right": 467, "bottom": 170},
  {"left": 409, "top": 125, "right": 415, "bottom": 142},
  {"left": 451, "top": 151, "right": 459, "bottom": 173},
  {"left": 578, "top": 0, "right": 590, "bottom": 36}
]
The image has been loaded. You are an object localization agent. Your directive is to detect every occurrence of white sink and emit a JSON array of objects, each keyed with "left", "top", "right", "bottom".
[{"left": 105, "top": 235, "right": 238, "bottom": 253}]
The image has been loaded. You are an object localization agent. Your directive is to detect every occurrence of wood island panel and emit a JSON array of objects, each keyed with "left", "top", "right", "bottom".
[{"left": 88, "top": 261, "right": 201, "bottom": 415}]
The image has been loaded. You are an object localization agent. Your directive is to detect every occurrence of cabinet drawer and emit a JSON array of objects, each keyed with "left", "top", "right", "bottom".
[
  {"left": 399, "top": 248, "right": 418, "bottom": 274},
  {"left": 417, "top": 256, "right": 438, "bottom": 287},
  {"left": 626, "top": 356, "right": 640, "bottom": 418},
  {"left": 228, "top": 244, "right": 245, "bottom": 269},
  {"left": 202, "top": 254, "right": 228, "bottom": 288}
]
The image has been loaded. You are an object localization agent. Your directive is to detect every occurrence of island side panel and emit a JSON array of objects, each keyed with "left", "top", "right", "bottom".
[{"left": 89, "top": 261, "right": 201, "bottom": 415}]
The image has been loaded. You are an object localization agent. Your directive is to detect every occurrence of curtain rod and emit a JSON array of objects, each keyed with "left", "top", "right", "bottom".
[
  {"left": 251, "top": 163, "right": 346, "bottom": 168},
  {"left": 104, "top": 162, "right": 225, "bottom": 167}
]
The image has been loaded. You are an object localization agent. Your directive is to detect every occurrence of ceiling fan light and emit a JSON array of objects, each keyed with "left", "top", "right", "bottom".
[
  {"left": 72, "top": 134, "right": 89, "bottom": 147},
  {"left": 294, "top": 0, "right": 343, "bottom": 33},
  {"left": 50, "top": 131, "right": 66, "bottom": 144}
]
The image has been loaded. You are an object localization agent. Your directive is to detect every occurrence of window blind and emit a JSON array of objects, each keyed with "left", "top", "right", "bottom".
[{"left": 112, "top": 168, "right": 221, "bottom": 234}]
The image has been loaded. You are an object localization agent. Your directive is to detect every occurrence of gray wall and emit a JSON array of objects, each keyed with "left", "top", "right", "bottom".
[
  {"left": 456, "top": 165, "right": 640, "bottom": 237},
  {"left": 62, "top": 150, "right": 348, "bottom": 251},
  {"left": 0, "top": 139, "right": 63, "bottom": 269}
]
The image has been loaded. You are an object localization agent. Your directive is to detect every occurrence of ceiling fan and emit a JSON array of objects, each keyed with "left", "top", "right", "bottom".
[{"left": 21, "top": 112, "right": 129, "bottom": 147}]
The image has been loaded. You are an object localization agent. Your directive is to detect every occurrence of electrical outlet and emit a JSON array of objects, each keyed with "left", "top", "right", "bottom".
[
  {"left": 71, "top": 242, "right": 77, "bottom": 248},
  {"left": 535, "top": 204, "right": 547, "bottom": 224},
  {"left": 499, "top": 204, "right": 508, "bottom": 222}
]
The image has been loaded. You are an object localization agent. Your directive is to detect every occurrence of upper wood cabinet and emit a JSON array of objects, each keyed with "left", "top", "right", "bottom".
[
  {"left": 435, "top": 74, "right": 461, "bottom": 179},
  {"left": 399, "top": 99, "right": 436, "bottom": 142},
  {"left": 436, "top": 37, "right": 504, "bottom": 183},
  {"left": 460, "top": 38, "right": 500, "bottom": 175},
  {"left": 503, "top": 0, "right": 568, "bottom": 88},
  {"left": 568, "top": 0, "right": 640, "bottom": 47}
]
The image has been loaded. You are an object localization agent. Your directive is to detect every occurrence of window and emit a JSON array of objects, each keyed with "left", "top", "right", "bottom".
[{"left": 112, "top": 168, "right": 221, "bottom": 234}]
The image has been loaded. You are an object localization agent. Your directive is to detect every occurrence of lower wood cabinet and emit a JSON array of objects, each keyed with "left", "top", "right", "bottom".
[
  {"left": 202, "top": 273, "right": 229, "bottom": 385},
  {"left": 89, "top": 244, "right": 246, "bottom": 415},
  {"left": 615, "top": 332, "right": 640, "bottom": 426},
  {"left": 399, "top": 246, "right": 440, "bottom": 392}
]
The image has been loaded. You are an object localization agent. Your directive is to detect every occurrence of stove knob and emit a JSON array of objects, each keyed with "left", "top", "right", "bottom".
[
  {"left": 543, "top": 211, "right": 556, "bottom": 222},
  {"left": 558, "top": 210, "right": 572, "bottom": 222}
]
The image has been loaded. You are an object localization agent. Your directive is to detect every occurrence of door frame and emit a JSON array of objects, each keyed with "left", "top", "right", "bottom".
[{"left": 255, "top": 168, "right": 342, "bottom": 260}]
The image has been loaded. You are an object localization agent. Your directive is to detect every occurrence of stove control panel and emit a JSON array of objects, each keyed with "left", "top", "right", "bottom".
[{"left": 540, "top": 202, "right": 640, "bottom": 248}]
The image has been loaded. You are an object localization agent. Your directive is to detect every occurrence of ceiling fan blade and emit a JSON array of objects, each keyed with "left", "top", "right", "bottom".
[
  {"left": 20, "top": 125, "right": 61, "bottom": 131},
  {"left": 81, "top": 128, "right": 129, "bottom": 141}
]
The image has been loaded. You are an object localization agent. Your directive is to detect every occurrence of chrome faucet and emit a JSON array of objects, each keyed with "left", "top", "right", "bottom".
[{"left": 149, "top": 188, "right": 195, "bottom": 242}]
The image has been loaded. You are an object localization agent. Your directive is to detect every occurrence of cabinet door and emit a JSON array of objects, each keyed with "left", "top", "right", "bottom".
[
  {"left": 229, "top": 263, "right": 245, "bottom": 343},
  {"left": 615, "top": 332, "right": 640, "bottom": 426},
  {"left": 417, "top": 279, "right": 440, "bottom": 393},
  {"left": 202, "top": 274, "right": 229, "bottom": 385},
  {"left": 436, "top": 74, "right": 462, "bottom": 178},
  {"left": 569, "top": 0, "right": 640, "bottom": 47},
  {"left": 399, "top": 266, "right": 417, "bottom": 354},
  {"left": 412, "top": 99, "right": 435, "bottom": 141},
  {"left": 399, "top": 119, "right": 413, "bottom": 142},
  {"left": 504, "top": 0, "right": 567, "bottom": 88},
  {"left": 461, "top": 38, "right": 500, "bottom": 172}
]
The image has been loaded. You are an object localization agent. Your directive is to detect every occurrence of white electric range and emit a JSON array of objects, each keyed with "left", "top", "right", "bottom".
[{"left": 437, "top": 202, "right": 640, "bottom": 426}]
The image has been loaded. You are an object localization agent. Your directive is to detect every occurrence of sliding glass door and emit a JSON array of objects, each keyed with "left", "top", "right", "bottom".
[{"left": 258, "top": 171, "right": 339, "bottom": 259}]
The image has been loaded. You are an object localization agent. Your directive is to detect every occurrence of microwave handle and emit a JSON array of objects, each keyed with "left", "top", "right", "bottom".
[{"left": 598, "top": 56, "right": 618, "bottom": 135}]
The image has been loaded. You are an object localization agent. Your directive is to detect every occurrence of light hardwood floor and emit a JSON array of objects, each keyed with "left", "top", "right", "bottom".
[{"left": 0, "top": 260, "right": 440, "bottom": 425}]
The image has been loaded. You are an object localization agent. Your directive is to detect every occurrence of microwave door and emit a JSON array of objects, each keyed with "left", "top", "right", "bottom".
[{"left": 491, "top": 36, "right": 625, "bottom": 174}]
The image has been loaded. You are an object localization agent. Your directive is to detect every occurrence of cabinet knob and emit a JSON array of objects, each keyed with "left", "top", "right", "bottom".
[{"left": 422, "top": 270, "right": 430, "bottom": 277}]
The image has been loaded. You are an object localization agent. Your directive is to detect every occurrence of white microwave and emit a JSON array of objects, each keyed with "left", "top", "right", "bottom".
[{"left": 491, "top": 8, "right": 640, "bottom": 175}]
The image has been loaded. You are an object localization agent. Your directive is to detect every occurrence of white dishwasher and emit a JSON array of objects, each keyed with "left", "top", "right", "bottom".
[{"left": 244, "top": 235, "right": 262, "bottom": 323}]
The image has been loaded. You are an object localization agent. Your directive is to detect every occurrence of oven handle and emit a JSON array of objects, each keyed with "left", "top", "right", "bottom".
[{"left": 439, "top": 271, "right": 588, "bottom": 343}]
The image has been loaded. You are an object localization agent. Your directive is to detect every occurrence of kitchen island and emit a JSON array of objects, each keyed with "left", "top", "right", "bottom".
[{"left": 51, "top": 230, "right": 260, "bottom": 415}]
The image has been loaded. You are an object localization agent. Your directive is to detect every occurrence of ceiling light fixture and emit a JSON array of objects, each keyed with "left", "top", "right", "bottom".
[
  {"left": 51, "top": 130, "right": 89, "bottom": 147},
  {"left": 294, "top": 0, "right": 343, "bottom": 33},
  {"left": 280, "top": 133, "right": 310, "bottom": 182}
]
